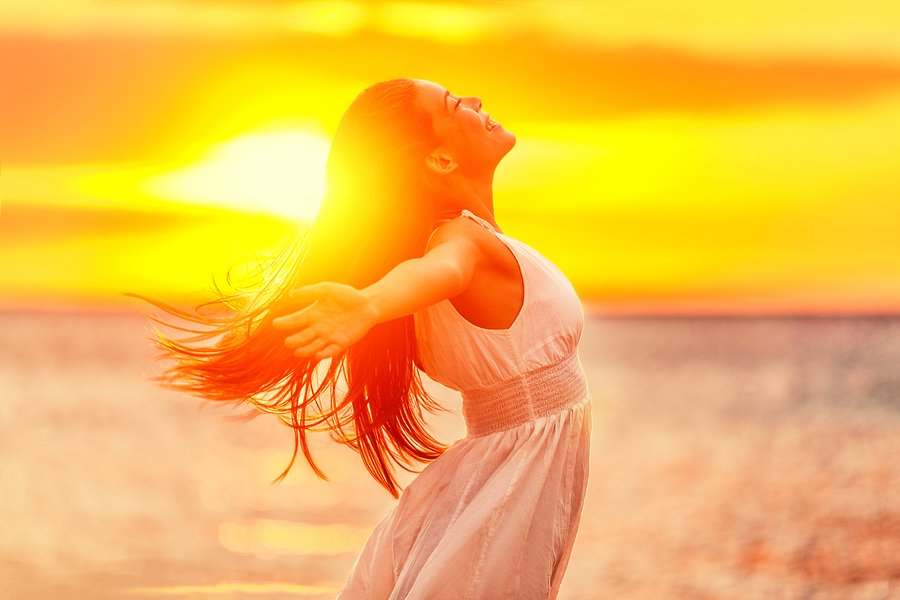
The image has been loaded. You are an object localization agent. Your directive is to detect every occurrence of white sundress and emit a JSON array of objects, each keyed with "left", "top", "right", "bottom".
[{"left": 337, "top": 210, "right": 592, "bottom": 600}]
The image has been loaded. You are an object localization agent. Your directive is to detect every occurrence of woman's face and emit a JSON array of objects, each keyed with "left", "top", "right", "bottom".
[{"left": 413, "top": 79, "right": 516, "bottom": 175}]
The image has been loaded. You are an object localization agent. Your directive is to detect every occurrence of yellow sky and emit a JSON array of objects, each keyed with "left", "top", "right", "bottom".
[
  {"left": 4, "top": 1, "right": 900, "bottom": 58},
  {"left": 1, "top": 0, "right": 899, "bottom": 313}
]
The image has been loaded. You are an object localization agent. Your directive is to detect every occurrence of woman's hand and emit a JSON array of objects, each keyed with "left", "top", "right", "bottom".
[
  {"left": 272, "top": 282, "right": 380, "bottom": 360},
  {"left": 271, "top": 218, "right": 489, "bottom": 361}
]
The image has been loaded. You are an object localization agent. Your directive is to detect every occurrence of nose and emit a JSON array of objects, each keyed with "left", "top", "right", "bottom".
[{"left": 465, "top": 96, "right": 483, "bottom": 112}]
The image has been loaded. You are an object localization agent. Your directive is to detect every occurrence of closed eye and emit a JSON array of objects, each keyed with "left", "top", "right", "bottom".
[{"left": 455, "top": 97, "right": 463, "bottom": 110}]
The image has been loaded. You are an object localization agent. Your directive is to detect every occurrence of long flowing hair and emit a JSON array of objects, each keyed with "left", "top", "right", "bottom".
[{"left": 140, "top": 79, "right": 447, "bottom": 497}]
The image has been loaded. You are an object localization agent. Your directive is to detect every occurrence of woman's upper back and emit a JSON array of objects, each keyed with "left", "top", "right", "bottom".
[{"left": 414, "top": 210, "right": 585, "bottom": 392}]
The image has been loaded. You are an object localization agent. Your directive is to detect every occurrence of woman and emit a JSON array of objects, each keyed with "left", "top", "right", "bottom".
[{"left": 148, "top": 78, "right": 591, "bottom": 599}]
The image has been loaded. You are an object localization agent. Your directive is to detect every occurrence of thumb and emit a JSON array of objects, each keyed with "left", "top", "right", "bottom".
[{"left": 288, "top": 283, "right": 325, "bottom": 307}]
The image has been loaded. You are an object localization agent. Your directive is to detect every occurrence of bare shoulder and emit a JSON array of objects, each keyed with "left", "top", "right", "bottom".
[
  {"left": 425, "top": 215, "right": 523, "bottom": 327},
  {"left": 424, "top": 215, "right": 520, "bottom": 302}
]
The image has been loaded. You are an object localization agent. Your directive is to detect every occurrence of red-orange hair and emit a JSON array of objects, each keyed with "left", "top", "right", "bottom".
[{"left": 140, "top": 79, "right": 447, "bottom": 497}]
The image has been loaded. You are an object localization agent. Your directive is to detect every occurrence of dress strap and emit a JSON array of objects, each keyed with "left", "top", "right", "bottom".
[
  {"left": 459, "top": 209, "right": 498, "bottom": 233},
  {"left": 430, "top": 209, "right": 499, "bottom": 238}
]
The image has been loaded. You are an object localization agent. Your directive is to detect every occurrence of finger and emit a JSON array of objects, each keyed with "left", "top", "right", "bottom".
[
  {"left": 289, "top": 283, "right": 328, "bottom": 305},
  {"left": 314, "top": 343, "right": 342, "bottom": 361},
  {"left": 284, "top": 328, "right": 316, "bottom": 349},
  {"left": 294, "top": 337, "right": 326, "bottom": 359},
  {"left": 272, "top": 310, "right": 311, "bottom": 330}
]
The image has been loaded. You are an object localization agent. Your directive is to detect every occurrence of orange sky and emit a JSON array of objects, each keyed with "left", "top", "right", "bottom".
[{"left": 2, "top": 0, "right": 900, "bottom": 314}]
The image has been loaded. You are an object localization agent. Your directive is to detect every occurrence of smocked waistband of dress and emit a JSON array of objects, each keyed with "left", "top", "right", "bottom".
[{"left": 460, "top": 351, "right": 590, "bottom": 437}]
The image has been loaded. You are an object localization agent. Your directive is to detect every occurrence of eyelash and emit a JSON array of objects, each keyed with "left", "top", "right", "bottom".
[{"left": 455, "top": 97, "right": 463, "bottom": 110}]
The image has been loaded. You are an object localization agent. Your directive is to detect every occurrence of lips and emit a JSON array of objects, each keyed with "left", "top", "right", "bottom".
[{"left": 485, "top": 116, "right": 499, "bottom": 131}]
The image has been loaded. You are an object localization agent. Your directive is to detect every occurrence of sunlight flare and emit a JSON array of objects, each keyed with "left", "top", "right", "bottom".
[
  {"left": 142, "top": 129, "right": 331, "bottom": 222},
  {"left": 126, "top": 581, "right": 340, "bottom": 596},
  {"left": 218, "top": 519, "right": 370, "bottom": 557}
]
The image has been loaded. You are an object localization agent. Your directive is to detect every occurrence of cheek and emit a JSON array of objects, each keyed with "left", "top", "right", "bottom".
[
  {"left": 443, "top": 123, "right": 481, "bottom": 154},
  {"left": 463, "top": 117, "right": 488, "bottom": 145},
  {"left": 440, "top": 114, "right": 495, "bottom": 159}
]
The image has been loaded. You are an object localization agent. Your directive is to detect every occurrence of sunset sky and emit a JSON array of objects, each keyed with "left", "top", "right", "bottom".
[{"left": 2, "top": 0, "right": 899, "bottom": 314}]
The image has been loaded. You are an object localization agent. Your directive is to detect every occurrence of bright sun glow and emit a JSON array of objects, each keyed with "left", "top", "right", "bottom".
[{"left": 143, "top": 128, "right": 331, "bottom": 222}]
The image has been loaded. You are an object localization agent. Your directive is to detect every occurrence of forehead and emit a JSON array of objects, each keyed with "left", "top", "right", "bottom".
[{"left": 413, "top": 79, "right": 451, "bottom": 113}]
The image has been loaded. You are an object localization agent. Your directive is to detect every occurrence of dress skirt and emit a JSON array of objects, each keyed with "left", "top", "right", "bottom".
[{"left": 337, "top": 352, "right": 592, "bottom": 600}]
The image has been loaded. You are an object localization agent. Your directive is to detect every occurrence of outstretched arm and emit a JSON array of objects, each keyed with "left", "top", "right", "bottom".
[{"left": 272, "top": 223, "right": 485, "bottom": 359}]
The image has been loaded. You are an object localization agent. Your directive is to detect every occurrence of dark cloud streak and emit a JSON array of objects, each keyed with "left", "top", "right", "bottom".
[{"left": 3, "top": 33, "right": 900, "bottom": 164}]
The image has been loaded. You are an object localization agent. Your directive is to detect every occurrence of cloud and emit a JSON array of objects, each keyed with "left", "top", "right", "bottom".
[
  {"left": 4, "top": 1, "right": 900, "bottom": 60},
  {"left": 3, "top": 34, "right": 900, "bottom": 164}
]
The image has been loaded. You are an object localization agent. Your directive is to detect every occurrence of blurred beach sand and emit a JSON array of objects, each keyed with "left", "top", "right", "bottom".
[{"left": 0, "top": 312, "right": 898, "bottom": 599}]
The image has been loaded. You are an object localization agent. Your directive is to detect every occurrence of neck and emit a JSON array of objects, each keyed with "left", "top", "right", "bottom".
[{"left": 432, "top": 171, "right": 500, "bottom": 232}]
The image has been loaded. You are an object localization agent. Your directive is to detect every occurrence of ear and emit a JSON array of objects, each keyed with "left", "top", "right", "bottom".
[{"left": 425, "top": 150, "right": 459, "bottom": 175}]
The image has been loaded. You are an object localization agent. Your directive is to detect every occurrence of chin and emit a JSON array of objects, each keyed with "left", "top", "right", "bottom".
[
  {"left": 497, "top": 131, "right": 516, "bottom": 158},
  {"left": 474, "top": 131, "right": 516, "bottom": 171}
]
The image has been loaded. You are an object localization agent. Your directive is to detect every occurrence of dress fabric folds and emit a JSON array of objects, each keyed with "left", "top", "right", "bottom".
[{"left": 337, "top": 210, "right": 592, "bottom": 600}]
